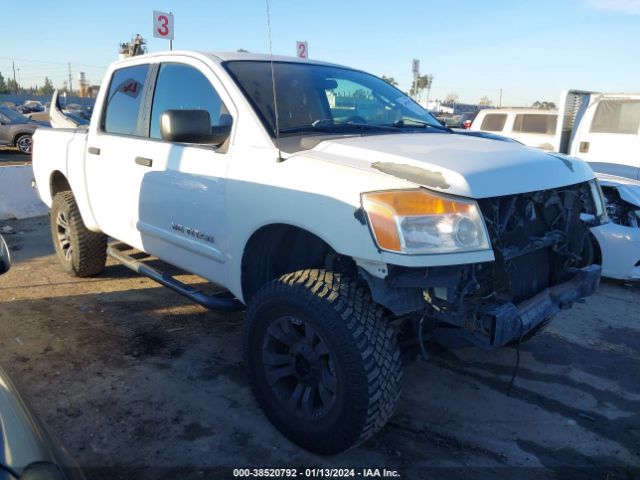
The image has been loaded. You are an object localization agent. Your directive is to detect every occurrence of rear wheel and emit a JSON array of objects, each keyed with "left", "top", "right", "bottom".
[
  {"left": 50, "top": 191, "right": 107, "bottom": 277},
  {"left": 244, "top": 269, "right": 402, "bottom": 454},
  {"left": 15, "top": 134, "right": 32, "bottom": 154}
]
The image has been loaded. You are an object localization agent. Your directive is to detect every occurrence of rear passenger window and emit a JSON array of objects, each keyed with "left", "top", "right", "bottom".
[
  {"left": 513, "top": 114, "right": 557, "bottom": 134},
  {"left": 102, "top": 64, "right": 149, "bottom": 136},
  {"left": 590, "top": 100, "right": 640, "bottom": 134},
  {"left": 480, "top": 113, "right": 507, "bottom": 132},
  {"left": 150, "top": 63, "right": 229, "bottom": 140}
]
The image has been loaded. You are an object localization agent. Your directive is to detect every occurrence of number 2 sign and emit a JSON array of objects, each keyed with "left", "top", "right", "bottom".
[
  {"left": 153, "top": 10, "right": 174, "bottom": 41},
  {"left": 296, "top": 41, "right": 308, "bottom": 59}
]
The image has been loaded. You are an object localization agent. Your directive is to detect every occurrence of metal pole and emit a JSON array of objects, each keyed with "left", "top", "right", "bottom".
[
  {"left": 68, "top": 62, "right": 73, "bottom": 93},
  {"left": 170, "top": 40, "right": 173, "bottom": 51},
  {"left": 499, "top": 88, "right": 502, "bottom": 108},
  {"left": 12, "top": 61, "right": 17, "bottom": 94}
]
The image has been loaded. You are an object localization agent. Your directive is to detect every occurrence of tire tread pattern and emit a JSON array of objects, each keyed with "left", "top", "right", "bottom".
[
  {"left": 245, "top": 269, "right": 402, "bottom": 453},
  {"left": 51, "top": 191, "right": 107, "bottom": 277}
]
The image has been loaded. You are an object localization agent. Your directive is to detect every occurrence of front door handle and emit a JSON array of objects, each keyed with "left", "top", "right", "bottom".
[
  {"left": 135, "top": 156, "right": 153, "bottom": 167},
  {"left": 579, "top": 141, "right": 590, "bottom": 153}
]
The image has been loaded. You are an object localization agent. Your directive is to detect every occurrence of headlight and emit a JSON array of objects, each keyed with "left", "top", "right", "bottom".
[{"left": 362, "top": 189, "right": 491, "bottom": 254}]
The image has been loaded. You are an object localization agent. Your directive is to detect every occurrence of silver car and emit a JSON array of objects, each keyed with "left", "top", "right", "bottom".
[{"left": 0, "top": 106, "right": 41, "bottom": 155}]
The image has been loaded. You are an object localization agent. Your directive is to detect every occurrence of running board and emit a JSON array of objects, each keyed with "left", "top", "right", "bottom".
[{"left": 107, "top": 244, "right": 245, "bottom": 312}]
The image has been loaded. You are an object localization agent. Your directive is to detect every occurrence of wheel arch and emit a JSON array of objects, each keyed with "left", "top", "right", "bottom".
[
  {"left": 240, "top": 223, "right": 356, "bottom": 303},
  {"left": 50, "top": 170, "right": 72, "bottom": 198}
]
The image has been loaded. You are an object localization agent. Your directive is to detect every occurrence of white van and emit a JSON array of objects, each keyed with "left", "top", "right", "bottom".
[
  {"left": 555, "top": 91, "right": 640, "bottom": 181},
  {"left": 471, "top": 108, "right": 558, "bottom": 151}
]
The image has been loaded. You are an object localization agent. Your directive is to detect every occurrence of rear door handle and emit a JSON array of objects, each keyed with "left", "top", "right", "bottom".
[
  {"left": 88, "top": 147, "right": 100, "bottom": 155},
  {"left": 579, "top": 141, "right": 590, "bottom": 153},
  {"left": 135, "top": 156, "right": 153, "bottom": 167}
]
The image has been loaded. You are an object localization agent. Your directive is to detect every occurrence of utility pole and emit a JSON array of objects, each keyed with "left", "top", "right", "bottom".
[
  {"left": 12, "top": 61, "right": 17, "bottom": 94},
  {"left": 68, "top": 62, "right": 73, "bottom": 94},
  {"left": 499, "top": 88, "right": 503, "bottom": 108}
]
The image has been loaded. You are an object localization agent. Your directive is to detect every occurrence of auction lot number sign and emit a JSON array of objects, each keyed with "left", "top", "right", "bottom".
[{"left": 153, "top": 10, "right": 174, "bottom": 41}]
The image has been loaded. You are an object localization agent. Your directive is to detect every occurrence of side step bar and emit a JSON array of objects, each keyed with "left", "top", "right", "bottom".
[{"left": 107, "top": 244, "right": 245, "bottom": 312}]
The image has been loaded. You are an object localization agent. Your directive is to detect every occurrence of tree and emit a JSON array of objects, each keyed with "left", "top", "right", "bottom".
[
  {"left": 237, "top": 48, "right": 250, "bottom": 53},
  {"left": 479, "top": 95, "right": 492, "bottom": 106},
  {"left": 6, "top": 78, "right": 18, "bottom": 95},
  {"left": 0, "top": 72, "right": 6, "bottom": 93},
  {"left": 381, "top": 75, "right": 398, "bottom": 87},
  {"left": 531, "top": 100, "right": 556, "bottom": 110},
  {"left": 39, "top": 77, "right": 54, "bottom": 96},
  {"left": 444, "top": 93, "right": 459, "bottom": 104},
  {"left": 409, "top": 74, "right": 433, "bottom": 100}
]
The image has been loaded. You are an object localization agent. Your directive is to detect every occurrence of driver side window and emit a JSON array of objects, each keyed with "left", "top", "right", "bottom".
[{"left": 150, "top": 63, "right": 230, "bottom": 140}]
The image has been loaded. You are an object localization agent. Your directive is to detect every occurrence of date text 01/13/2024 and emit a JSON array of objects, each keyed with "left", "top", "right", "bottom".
[{"left": 232, "top": 468, "right": 401, "bottom": 478}]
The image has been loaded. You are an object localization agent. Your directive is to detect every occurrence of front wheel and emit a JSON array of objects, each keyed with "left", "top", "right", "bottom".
[
  {"left": 244, "top": 269, "right": 403, "bottom": 454},
  {"left": 50, "top": 191, "right": 107, "bottom": 277},
  {"left": 15, "top": 134, "right": 32, "bottom": 154}
]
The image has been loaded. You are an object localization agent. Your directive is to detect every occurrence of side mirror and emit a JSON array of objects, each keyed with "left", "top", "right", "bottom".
[
  {"left": 0, "top": 235, "right": 10, "bottom": 275},
  {"left": 160, "top": 110, "right": 232, "bottom": 146}
]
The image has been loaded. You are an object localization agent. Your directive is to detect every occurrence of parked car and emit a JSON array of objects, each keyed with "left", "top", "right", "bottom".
[
  {"left": 457, "top": 111, "right": 479, "bottom": 129},
  {"left": 0, "top": 106, "right": 45, "bottom": 154},
  {"left": 471, "top": 108, "right": 558, "bottom": 151},
  {"left": 19, "top": 101, "right": 45, "bottom": 114},
  {"left": 33, "top": 51, "right": 605, "bottom": 454},
  {"left": 0, "top": 236, "right": 84, "bottom": 480},
  {"left": 64, "top": 104, "right": 93, "bottom": 121}
]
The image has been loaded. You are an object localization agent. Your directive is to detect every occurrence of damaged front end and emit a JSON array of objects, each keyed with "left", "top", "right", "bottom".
[{"left": 361, "top": 181, "right": 604, "bottom": 349}]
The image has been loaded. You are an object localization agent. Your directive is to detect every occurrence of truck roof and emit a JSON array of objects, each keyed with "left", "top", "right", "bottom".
[{"left": 112, "top": 50, "right": 345, "bottom": 69}]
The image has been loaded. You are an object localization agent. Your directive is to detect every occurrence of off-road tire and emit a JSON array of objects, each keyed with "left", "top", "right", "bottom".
[
  {"left": 244, "top": 269, "right": 403, "bottom": 454},
  {"left": 50, "top": 191, "right": 107, "bottom": 277}
]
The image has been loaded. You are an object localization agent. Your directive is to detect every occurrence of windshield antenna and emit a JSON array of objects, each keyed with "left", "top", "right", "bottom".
[{"left": 265, "top": 0, "right": 284, "bottom": 162}]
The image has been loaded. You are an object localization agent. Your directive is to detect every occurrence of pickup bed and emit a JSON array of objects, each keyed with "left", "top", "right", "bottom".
[{"left": 33, "top": 51, "right": 606, "bottom": 453}]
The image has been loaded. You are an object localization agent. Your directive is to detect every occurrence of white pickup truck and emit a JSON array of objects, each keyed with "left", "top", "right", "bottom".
[{"left": 33, "top": 51, "right": 606, "bottom": 454}]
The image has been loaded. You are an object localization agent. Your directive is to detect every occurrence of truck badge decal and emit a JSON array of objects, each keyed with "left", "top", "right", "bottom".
[{"left": 171, "top": 222, "right": 215, "bottom": 244}]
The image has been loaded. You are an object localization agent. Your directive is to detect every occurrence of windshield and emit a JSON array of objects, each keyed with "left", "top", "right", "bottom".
[
  {"left": 224, "top": 61, "right": 444, "bottom": 137},
  {"left": 0, "top": 106, "right": 28, "bottom": 123}
]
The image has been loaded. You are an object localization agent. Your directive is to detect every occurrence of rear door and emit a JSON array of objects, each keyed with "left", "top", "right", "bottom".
[
  {"left": 85, "top": 63, "right": 153, "bottom": 248},
  {"left": 571, "top": 97, "right": 640, "bottom": 180}
]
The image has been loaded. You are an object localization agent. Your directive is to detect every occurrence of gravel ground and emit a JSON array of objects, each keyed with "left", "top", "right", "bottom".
[{"left": 0, "top": 216, "right": 638, "bottom": 480}]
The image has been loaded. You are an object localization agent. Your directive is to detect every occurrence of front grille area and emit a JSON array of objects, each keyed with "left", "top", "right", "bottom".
[{"left": 475, "top": 181, "right": 598, "bottom": 304}]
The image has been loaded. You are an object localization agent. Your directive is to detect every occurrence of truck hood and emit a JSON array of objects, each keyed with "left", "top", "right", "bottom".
[{"left": 301, "top": 132, "right": 595, "bottom": 198}]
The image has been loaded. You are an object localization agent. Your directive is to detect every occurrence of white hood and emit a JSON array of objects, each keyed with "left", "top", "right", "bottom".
[{"left": 303, "top": 133, "right": 595, "bottom": 198}]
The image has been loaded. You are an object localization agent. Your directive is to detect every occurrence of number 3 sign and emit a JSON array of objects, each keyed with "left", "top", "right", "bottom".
[{"left": 153, "top": 10, "right": 174, "bottom": 41}]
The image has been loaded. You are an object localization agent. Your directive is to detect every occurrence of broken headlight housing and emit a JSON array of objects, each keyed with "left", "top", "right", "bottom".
[{"left": 362, "top": 189, "right": 491, "bottom": 254}]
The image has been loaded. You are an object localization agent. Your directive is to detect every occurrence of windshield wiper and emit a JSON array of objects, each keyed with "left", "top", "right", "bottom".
[
  {"left": 392, "top": 119, "right": 451, "bottom": 132},
  {"left": 279, "top": 119, "right": 400, "bottom": 134}
]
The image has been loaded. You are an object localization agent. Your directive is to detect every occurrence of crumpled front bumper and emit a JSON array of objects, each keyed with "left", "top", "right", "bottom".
[{"left": 471, "top": 264, "right": 602, "bottom": 347}]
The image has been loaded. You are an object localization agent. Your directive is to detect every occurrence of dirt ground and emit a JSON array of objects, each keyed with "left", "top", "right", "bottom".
[{"left": 0, "top": 216, "right": 639, "bottom": 480}]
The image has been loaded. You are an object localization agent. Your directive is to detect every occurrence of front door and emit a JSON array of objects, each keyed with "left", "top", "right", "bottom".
[{"left": 134, "top": 60, "right": 234, "bottom": 286}]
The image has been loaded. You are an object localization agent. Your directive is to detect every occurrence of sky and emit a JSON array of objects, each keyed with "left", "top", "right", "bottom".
[{"left": 1, "top": 0, "right": 639, "bottom": 106}]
